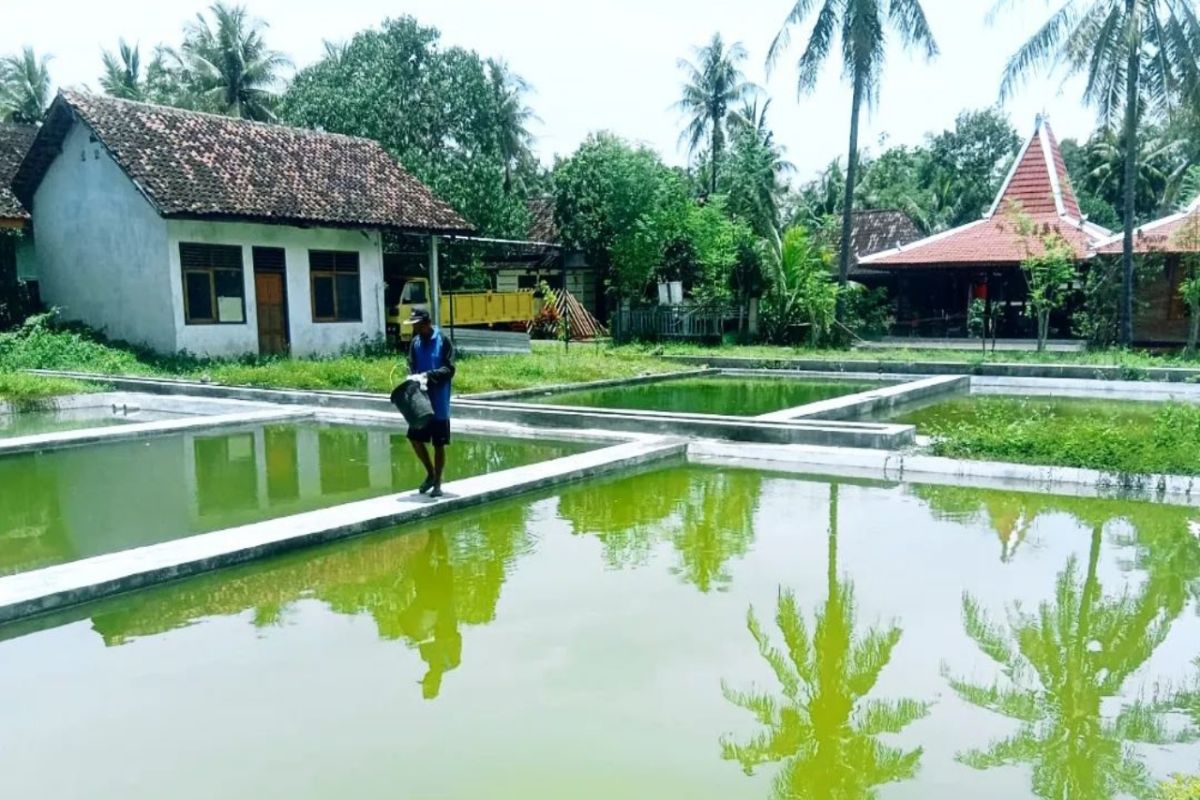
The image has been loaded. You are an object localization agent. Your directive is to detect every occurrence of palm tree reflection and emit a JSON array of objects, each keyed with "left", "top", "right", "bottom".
[
  {"left": 945, "top": 520, "right": 1194, "bottom": 799},
  {"left": 721, "top": 484, "right": 930, "bottom": 798}
]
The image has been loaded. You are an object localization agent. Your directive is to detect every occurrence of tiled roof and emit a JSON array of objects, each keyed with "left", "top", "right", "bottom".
[
  {"left": 1093, "top": 197, "right": 1200, "bottom": 254},
  {"left": 0, "top": 124, "right": 37, "bottom": 221},
  {"left": 861, "top": 117, "right": 1109, "bottom": 269},
  {"left": 839, "top": 209, "right": 923, "bottom": 262},
  {"left": 14, "top": 91, "right": 471, "bottom": 233},
  {"left": 527, "top": 196, "right": 558, "bottom": 243}
]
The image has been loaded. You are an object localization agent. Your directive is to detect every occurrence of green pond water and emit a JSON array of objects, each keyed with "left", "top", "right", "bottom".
[
  {"left": 527, "top": 375, "right": 883, "bottom": 416},
  {"left": 0, "top": 408, "right": 149, "bottom": 439},
  {"left": 2, "top": 465, "right": 1198, "bottom": 799},
  {"left": 0, "top": 422, "right": 589, "bottom": 576}
]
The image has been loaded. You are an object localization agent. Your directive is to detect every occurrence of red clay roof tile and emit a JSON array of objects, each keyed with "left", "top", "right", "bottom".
[{"left": 15, "top": 92, "right": 471, "bottom": 234}]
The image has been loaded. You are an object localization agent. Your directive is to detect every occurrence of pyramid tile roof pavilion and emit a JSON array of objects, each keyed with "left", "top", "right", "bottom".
[{"left": 859, "top": 116, "right": 1112, "bottom": 269}]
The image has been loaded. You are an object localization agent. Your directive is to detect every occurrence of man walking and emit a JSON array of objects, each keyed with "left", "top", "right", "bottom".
[{"left": 405, "top": 309, "right": 455, "bottom": 498}]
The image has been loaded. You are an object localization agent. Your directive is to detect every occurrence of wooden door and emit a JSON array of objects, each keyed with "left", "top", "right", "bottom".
[{"left": 255, "top": 272, "right": 289, "bottom": 355}]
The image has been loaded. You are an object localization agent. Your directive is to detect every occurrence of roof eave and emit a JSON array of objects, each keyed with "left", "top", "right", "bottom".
[{"left": 164, "top": 210, "right": 473, "bottom": 236}]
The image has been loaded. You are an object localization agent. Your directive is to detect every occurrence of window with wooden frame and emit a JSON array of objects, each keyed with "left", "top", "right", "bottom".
[
  {"left": 180, "top": 243, "right": 246, "bottom": 324},
  {"left": 309, "top": 250, "right": 362, "bottom": 323}
]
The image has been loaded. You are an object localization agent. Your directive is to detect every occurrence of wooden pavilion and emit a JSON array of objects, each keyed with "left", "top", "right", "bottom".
[{"left": 858, "top": 116, "right": 1112, "bottom": 339}]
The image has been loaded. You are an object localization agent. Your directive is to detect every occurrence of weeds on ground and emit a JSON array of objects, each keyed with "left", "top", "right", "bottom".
[
  {"left": 924, "top": 398, "right": 1200, "bottom": 477},
  {"left": 0, "top": 373, "right": 101, "bottom": 409},
  {"left": 0, "top": 315, "right": 680, "bottom": 395},
  {"left": 1159, "top": 775, "right": 1200, "bottom": 800}
]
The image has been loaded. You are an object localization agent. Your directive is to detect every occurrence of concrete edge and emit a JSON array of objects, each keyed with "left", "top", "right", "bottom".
[
  {"left": 756, "top": 375, "right": 969, "bottom": 422},
  {"left": 0, "top": 437, "right": 687, "bottom": 625},
  {"left": 458, "top": 368, "right": 716, "bottom": 401},
  {"left": 0, "top": 407, "right": 315, "bottom": 458},
  {"left": 310, "top": 406, "right": 653, "bottom": 447},
  {"left": 970, "top": 374, "right": 1200, "bottom": 401},
  {"left": 687, "top": 440, "right": 1200, "bottom": 504},
  {"left": 660, "top": 354, "right": 1200, "bottom": 383},
  {"left": 451, "top": 400, "right": 916, "bottom": 449}
]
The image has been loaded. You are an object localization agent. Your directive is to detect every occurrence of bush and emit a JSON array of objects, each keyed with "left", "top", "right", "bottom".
[
  {"left": 0, "top": 312, "right": 151, "bottom": 375},
  {"left": 1159, "top": 776, "right": 1200, "bottom": 800}
]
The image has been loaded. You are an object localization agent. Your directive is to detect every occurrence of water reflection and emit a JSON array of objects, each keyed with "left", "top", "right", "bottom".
[
  {"left": 559, "top": 467, "right": 761, "bottom": 592},
  {"left": 721, "top": 484, "right": 931, "bottom": 798},
  {"left": 944, "top": 517, "right": 1197, "bottom": 798},
  {"left": 0, "top": 423, "right": 584, "bottom": 575},
  {"left": 88, "top": 505, "right": 532, "bottom": 699}
]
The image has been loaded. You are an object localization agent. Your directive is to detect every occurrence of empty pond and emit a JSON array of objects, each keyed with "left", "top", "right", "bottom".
[
  {"left": 3, "top": 466, "right": 1198, "bottom": 799},
  {"left": 0, "top": 421, "right": 590, "bottom": 576},
  {"left": 525, "top": 374, "right": 885, "bottom": 416}
]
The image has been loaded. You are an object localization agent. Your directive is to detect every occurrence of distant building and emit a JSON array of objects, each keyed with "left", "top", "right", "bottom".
[
  {"left": 1093, "top": 196, "right": 1200, "bottom": 345},
  {"left": 0, "top": 124, "right": 38, "bottom": 289},
  {"left": 859, "top": 116, "right": 1112, "bottom": 338},
  {"left": 833, "top": 209, "right": 924, "bottom": 284},
  {"left": 13, "top": 91, "right": 469, "bottom": 356},
  {"left": 490, "top": 197, "right": 602, "bottom": 317}
]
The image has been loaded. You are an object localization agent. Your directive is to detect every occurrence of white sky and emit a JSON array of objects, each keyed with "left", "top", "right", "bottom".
[{"left": 1, "top": 0, "right": 1097, "bottom": 182}]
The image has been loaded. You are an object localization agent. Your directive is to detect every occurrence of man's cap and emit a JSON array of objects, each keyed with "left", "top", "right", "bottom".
[{"left": 406, "top": 308, "right": 432, "bottom": 325}]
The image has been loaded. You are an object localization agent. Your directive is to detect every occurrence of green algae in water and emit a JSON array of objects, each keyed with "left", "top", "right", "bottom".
[
  {"left": 527, "top": 375, "right": 884, "bottom": 416},
  {"left": 2, "top": 466, "right": 1199, "bottom": 799},
  {"left": 0, "top": 422, "right": 590, "bottom": 576}
]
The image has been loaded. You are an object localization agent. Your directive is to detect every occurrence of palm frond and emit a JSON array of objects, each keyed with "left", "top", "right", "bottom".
[
  {"left": 888, "top": 0, "right": 940, "bottom": 58},
  {"left": 767, "top": 0, "right": 820, "bottom": 75},
  {"left": 998, "top": 4, "right": 1077, "bottom": 102}
]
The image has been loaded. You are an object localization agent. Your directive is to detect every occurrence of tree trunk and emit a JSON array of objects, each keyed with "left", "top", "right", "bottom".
[
  {"left": 1120, "top": 1, "right": 1140, "bottom": 346},
  {"left": 1038, "top": 310, "right": 1049, "bottom": 352},
  {"left": 837, "top": 72, "right": 866, "bottom": 329},
  {"left": 711, "top": 124, "right": 721, "bottom": 196},
  {"left": 1188, "top": 304, "right": 1199, "bottom": 357},
  {"left": 827, "top": 482, "right": 839, "bottom": 594}
]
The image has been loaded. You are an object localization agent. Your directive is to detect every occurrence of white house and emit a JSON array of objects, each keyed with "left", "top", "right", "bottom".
[{"left": 12, "top": 91, "right": 470, "bottom": 357}]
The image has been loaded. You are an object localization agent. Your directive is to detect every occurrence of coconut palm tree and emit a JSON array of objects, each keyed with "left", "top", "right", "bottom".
[
  {"left": 165, "top": 2, "right": 291, "bottom": 121},
  {"left": 994, "top": 0, "right": 1200, "bottom": 344},
  {"left": 676, "top": 33, "right": 758, "bottom": 196},
  {"left": 945, "top": 519, "right": 1193, "bottom": 798},
  {"left": 726, "top": 98, "right": 797, "bottom": 244},
  {"left": 0, "top": 47, "right": 52, "bottom": 124},
  {"left": 100, "top": 40, "right": 145, "bottom": 101},
  {"left": 768, "top": 0, "right": 938, "bottom": 326},
  {"left": 486, "top": 58, "right": 540, "bottom": 194},
  {"left": 721, "top": 483, "right": 931, "bottom": 798}
]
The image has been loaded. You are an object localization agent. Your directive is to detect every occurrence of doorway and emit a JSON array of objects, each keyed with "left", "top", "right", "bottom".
[{"left": 253, "top": 247, "right": 289, "bottom": 356}]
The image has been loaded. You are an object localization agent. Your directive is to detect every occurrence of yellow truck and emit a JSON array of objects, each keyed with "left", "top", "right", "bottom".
[{"left": 386, "top": 277, "right": 539, "bottom": 345}]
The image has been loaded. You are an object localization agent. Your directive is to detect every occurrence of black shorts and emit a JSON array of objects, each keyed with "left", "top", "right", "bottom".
[{"left": 407, "top": 418, "right": 451, "bottom": 446}]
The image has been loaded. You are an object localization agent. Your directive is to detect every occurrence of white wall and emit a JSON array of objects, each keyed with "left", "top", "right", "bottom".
[
  {"left": 167, "top": 220, "right": 385, "bottom": 358},
  {"left": 30, "top": 122, "right": 175, "bottom": 351}
]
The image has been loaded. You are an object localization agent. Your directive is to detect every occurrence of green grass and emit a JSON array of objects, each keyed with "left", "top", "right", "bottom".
[
  {"left": 916, "top": 396, "right": 1200, "bottom": 477},
  {"left": 0, "top": 318, "right": 682, "bottom": 396},
  {"left": 192, "top": 345, "right": 679, "bottom": 396},
  {"left": 0, "top": 373, "right": 102, "bottom": 407}
]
